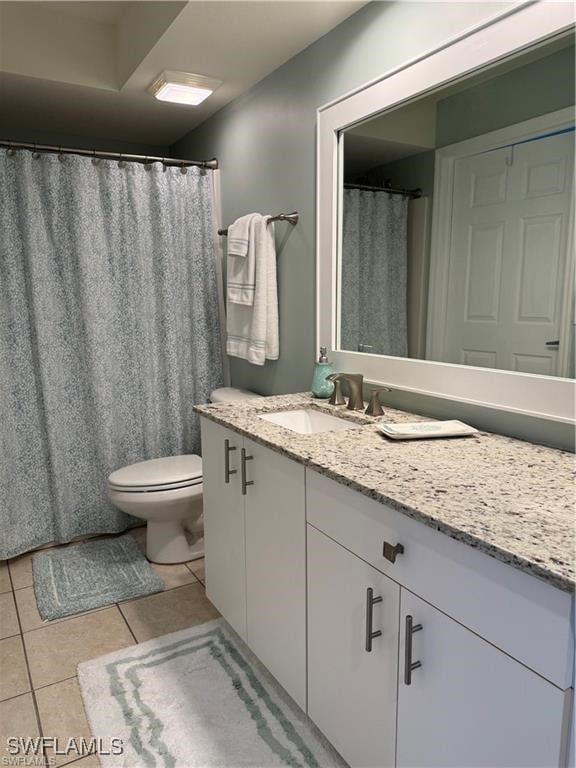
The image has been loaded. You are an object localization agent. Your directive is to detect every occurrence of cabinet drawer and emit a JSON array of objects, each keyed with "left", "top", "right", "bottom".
[{"left": 306, "top": 469, "right": 573, "bottom": 689}]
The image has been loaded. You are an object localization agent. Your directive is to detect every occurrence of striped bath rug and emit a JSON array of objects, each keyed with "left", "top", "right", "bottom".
[
  {"left": 78, "top": 619, "right": 346, "bottom": 768},
  {"left": 33, "top": 535, "right": 163, "bottom": 620}
]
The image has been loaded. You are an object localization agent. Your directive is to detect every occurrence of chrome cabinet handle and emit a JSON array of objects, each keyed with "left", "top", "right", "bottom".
[
  {"left": 224, "top": 439, "right": 237, "bottom": 483},
  {"left": 365, "top": 587, "right": 383, "bottom": 652},
  {"left": 383, "top": 541, "right": 404, "bottom": 563},
  {"left": 240, "top": 448, "right": 254, "bottom": 495},
  {"left": 404, "top": 614, "right": 423, "bottom": 685}
]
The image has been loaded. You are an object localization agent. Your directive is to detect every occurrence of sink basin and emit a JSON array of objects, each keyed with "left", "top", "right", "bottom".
[{"left": 258, "top": 409, "right": 359, "bottom": 435}]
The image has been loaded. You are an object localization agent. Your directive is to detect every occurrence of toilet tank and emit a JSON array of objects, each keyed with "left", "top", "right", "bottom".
[{"left": 209, "top": 387, "right": 262, "bottom": 403}]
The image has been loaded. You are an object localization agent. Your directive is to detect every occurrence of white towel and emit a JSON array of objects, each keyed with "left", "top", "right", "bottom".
[
  {"left": 226, "top": 214, "right": 278, "bottom": 365},
  {"left": 227, "top": 213, "right": 257, "bottom": 305}
]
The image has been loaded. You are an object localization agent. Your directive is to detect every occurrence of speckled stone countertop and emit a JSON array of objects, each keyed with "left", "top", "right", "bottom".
[{"left": 194, "top": 393, "right": 575, "bottom": 592}]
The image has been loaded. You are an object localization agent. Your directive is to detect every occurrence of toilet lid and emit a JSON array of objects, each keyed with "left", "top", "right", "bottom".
[{"left": 108, "top": 454, "right": 202, "bottom": 489}]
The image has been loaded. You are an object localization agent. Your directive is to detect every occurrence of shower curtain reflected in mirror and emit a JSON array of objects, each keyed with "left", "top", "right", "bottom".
[
  {"left": 0, "top": 151, "right": 224, "bottom": 559},
  {"left": 340, "top": 188, "right": 408, "bottom": 356}
]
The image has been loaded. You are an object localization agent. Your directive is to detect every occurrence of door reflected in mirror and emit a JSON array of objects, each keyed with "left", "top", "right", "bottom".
[{"left": 338, "top": 39, "right": 575, "bottom": 378}]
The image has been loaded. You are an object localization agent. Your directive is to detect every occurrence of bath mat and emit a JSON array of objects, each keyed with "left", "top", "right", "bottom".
[
  {"left": 33, "top": 535, "right": 163, "bottom": 621},
  {"left": 78, "top": 618, "right": 346, "bottom": 768}
]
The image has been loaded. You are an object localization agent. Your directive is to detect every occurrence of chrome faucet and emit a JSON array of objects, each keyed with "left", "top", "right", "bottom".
[{"left": 327, "top": 373, "right": 364, "bottom": 410}]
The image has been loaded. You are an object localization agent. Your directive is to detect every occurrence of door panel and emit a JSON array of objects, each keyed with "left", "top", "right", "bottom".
[
  {"left": 397, "top": 590, "right": 569, "bottom": 768},
  {"left": 244, "top": 438, "right": 306, "bottom": 709},
  {"left": 443, "top": 130, "right": 574, "bottom": 375},
  {"left": 308, "top": 525, "right": 399, "bottom": 767},
  {"left": 200, "top": 420, "right": 246, "bottom": 639}
]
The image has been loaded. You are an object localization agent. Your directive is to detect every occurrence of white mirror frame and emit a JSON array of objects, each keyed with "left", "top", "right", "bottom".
[{"left": 317, "top": 1, "right": 575, "bottom": 424}]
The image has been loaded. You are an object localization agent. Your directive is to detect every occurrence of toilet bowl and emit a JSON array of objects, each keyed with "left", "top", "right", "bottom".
[{"left": 107, "top": 387, "right": 262, "bottom": 564}]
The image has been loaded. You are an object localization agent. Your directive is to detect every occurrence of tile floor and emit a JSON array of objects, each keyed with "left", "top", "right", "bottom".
[{"left": 0, "top": 527, "right": 216, "bottom": 767}]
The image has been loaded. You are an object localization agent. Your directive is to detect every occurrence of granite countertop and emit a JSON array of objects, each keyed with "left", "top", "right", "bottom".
[{"left": 194, "top": 393, "right": 575, "bottom": 593}]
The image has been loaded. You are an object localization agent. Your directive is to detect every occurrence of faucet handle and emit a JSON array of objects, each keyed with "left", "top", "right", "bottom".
[
  {"left": 325, "top": 373, "right": 346, "bottom": 406},
  {"left": 365, "top": 388, "right": 391, "bottom": 417}
]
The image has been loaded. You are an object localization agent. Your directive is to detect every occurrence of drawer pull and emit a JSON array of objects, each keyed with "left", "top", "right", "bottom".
[
  {"left": 404, "top": 614, "right": 423, "bottom": 685},
  {"left": 241, "top": 448, "right": 254, "bottom": 495},
  {"left": 224, "top": 439, "right": 237, "bottom": 483},
  {"left": 383, "top": 541, "right": 404, "bottom": 563},
  {"left": 365, "top": 587, "right": 383, "bottom": 652}
]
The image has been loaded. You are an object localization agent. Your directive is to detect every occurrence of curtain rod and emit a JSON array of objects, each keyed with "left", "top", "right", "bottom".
[
  {"left": 0, "top": 139, "right": 218, "bottom": 169},
  {"left": 344, "top": 182, "right": 421, "bottom": 199}
]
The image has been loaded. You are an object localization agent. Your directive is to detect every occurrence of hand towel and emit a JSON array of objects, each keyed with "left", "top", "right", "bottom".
[
  {"left": 226, "top": 214, "right": 279, "bottom": 365},
  {"left": 227, "top": 213, "right": 258, "bottom": 305}
]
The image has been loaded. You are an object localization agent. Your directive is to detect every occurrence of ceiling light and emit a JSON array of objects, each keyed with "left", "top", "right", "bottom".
[{"left": 147, "top": 71, "right": 221, "bottom": 106}]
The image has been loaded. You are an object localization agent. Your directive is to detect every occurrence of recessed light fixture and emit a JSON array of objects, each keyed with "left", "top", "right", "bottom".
[{"left": 147, "top": 71, "right": 221, "bottom": 106}]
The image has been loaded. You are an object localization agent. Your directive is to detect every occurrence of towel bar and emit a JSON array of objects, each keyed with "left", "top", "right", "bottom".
[{"left": 218, "top": 211, "right": 298, "bottom": 236}]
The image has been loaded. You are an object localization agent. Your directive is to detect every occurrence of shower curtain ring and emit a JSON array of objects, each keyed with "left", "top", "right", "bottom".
[
  {"left": 32, "top": 143, "right": 39, "bottom": 159},
  {"left": 118, "top": 153, "right": 125, "bottom": 168},
  {"left": 145, "top": 156, "right": 151, "bottom": 171},
  {"left": 58, "top": 146, "right": 65, "bottom": 161},
  {"left": 91, "top": 149, "right": 99, "bottom": 166}
]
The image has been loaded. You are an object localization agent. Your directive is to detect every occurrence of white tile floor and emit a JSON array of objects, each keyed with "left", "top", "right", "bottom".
[{"left": 0, "top": 527, "right": 216, "bottom": 767}]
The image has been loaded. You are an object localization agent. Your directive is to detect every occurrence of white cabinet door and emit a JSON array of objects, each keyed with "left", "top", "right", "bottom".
[
  {"left": 200, "top": 419, "right": 246, "bottom": 639},
  {"left": 397, "top": 589, "right": 569, "bottom": 768},
  {"left": 244, "top": 438, "right": 306, "bottom": 709},
  {"left": 307, "top": 525, "right": 399, "bottom": 768}
]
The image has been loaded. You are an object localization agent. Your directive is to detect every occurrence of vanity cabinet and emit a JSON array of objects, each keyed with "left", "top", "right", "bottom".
[
  {"left": 307, "top": 525, "right": 399, "bottom": 767},
  {"left": 200, "top": 418, "right": 306, "bottom": 709},
  {"left": 307, "top": 469, "right": 573, "bottom": 768},
  {"left": 200, "top": 415, "right": 573, "bottom": 768},
  {"left": 397, "top": 590, "right": 568, "bottom": 768}
]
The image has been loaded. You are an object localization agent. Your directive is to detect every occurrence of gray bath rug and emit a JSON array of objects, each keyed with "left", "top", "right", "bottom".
[
  {"left": 78, "top": 618, "right": 346, "bottom": 768},
  {"left": 33, "top": 535, "right": 163, "bottom": 620}
]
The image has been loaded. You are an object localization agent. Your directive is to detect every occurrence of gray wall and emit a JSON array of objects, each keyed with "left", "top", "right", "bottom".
[
  {"left": 349, "top": 150, "right": 436, "bottom": 197},
  {"left": 2, "top": 128, "right": 168, "bottom": 157},
  {"left": 172, "top": 1, "right": 574, "bottom": 450},
  {"left": 172, "top": 1, "right": 513, "bottom": 395},
  {"left": 436, "top": 45, "right": 575, "bottom": 146}
]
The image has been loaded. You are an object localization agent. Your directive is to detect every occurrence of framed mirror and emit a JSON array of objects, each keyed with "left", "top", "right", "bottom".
[{"left": 317, "top": 1, "right": 575, "bottom": 424}]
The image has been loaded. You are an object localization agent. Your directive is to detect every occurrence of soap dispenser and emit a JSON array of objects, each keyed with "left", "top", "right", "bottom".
[{"left": 311, "top": 346, "right": 334, "bottom": 399}]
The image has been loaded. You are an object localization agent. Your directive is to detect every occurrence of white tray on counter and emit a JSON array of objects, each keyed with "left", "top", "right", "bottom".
[{"left": 378, "top": 420, "right": 479, "bottom": 440}]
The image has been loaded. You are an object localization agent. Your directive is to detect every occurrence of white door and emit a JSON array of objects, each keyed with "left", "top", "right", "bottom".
[
  {"left": 244, "top": 438, "right": 307, "bottom": 709},
  {"left": 200, "top": 419, "right": 246, "bottom": 639},
  {"left": 443, "top": 130, "right": 574, "bottom": 376},
  {"left": 397, "top": 589, "right": 569, "bottom": 768},
  {"left": 307, "top": 525, "right": 399, "bottom": 768}
]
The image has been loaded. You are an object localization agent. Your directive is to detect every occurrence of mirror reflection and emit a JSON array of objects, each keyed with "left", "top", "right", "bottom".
[{"left": 339, "top": 39, "right": 575, "bottom": 378}]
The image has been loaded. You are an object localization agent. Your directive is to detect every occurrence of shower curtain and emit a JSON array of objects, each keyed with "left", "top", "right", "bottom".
[
  {"left": 0, "top": 150, "right": 224, "bottom": 559},
  {"left": 340, "top": 188, "right": 408, "bottom": 356}
]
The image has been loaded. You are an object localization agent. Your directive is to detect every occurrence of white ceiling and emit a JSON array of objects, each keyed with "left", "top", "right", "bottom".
[{"left": 0, "top": 0, "right": 367, "bottom": 149}]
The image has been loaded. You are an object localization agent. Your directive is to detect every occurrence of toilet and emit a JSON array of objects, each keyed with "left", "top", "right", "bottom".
[{"left": 107, "top": 387, "right": 262, "bottom": 564}]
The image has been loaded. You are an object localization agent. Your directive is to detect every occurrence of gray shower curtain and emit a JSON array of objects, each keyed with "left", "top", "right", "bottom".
[
  {"left": 341, "top": 188, "right": 408, "bottom": 356},
  {"left": 0, "top": 150, "right": 224, "bottom": 559}
]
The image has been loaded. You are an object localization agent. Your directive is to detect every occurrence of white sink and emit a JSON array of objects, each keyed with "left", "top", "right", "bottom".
[{"left": 258, "top": 409, "right": 359, "bottom": 435}]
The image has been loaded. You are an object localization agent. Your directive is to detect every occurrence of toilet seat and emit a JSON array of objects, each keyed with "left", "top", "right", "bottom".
[
  {"left": 108, "top": 477, "right": 202, "bottom": 493},
  {"left": 108, "top": 454, "right": 203, "bottom": 494}
]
